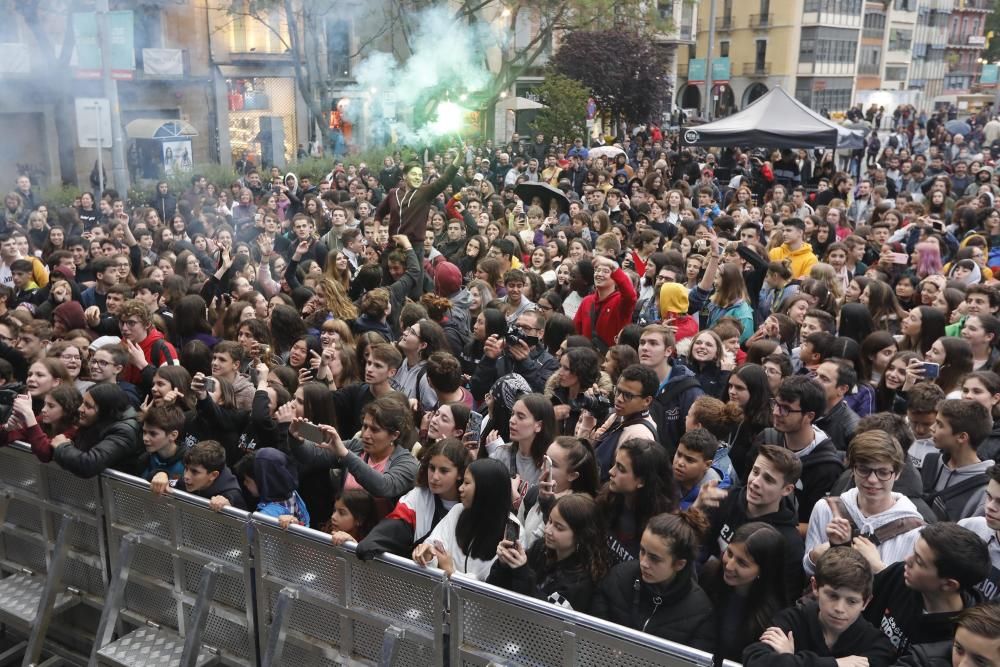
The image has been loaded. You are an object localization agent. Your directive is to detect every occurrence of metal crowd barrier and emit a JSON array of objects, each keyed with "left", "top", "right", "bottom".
[{"left": 0, "top": 443, "right": 732, "bottom": 667}]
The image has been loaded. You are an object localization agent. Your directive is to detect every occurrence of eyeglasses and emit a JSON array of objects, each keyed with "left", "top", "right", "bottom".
[
  {"left": 770, "top": 399, "right": 803, "bottom": 416},
  {"left": 614, "top": 386, "right": 642, "bottom": 401},
  {"left": 90, "top": 359, "right": 114, "bottom": 368},
  {"left": 59, "top": 353, "right": 81, "bottom": 362},
  {"left": 119, "top": 319, "right": 143, "bottom": 328},
  {"left": 854, "top": 466, "right": 894, "bottom": 482},
  {"left": 537, "top": 303, "right": 553, "bottom": 313},
  {"left": 764, "top": 366, "right": 783, "bottom": 377}
]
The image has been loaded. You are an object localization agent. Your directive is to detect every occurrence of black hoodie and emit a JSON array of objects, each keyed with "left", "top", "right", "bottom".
[
  {"left": 743, "top": 600, "right": 895, "bottom": 667},
  {"left": 863, "top": 561, "right": 982, "bottom": 656},
  {"left": 590, "top": 560, "right": 715, "bottom": 652},
  {"left": 707, "top": 486, "right": 805, "bottom": 598},
  {"left": 487, "top": 542, "right": 597, "bottom": 613},
  {"left": 175, "top": 466, "right": 247, "bottom": 510}
]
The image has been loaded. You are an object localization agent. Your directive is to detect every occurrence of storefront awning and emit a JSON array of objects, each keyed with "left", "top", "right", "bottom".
[
  {"left": 125, "top": 119, "right": 199, "bottom": 139},
  {"left": 497, "top": 96, "right": 545, "bottom": 112}
]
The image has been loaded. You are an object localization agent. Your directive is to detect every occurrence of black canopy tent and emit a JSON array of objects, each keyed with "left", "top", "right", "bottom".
[{"left": 681, "top": 87, "right": 865, "bottom": 150}]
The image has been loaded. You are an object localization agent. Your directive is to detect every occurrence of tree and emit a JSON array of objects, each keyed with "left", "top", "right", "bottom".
[
  {"left": 224, "top": 0, "right": 670, "bottom": 151},
  {"left": 553, "top": 30, "right": 672, "bottom": 127},
  {"left": 984, "top": 3, "right": 1000, "bottom": 65},
  {"left": 531, "top": 72, "right": 590, "bottom": 139}
]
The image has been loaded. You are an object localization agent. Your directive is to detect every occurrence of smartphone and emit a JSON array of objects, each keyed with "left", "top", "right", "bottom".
[
  {"left": 922, "top": 362, "right": 940, "bottom": 379},
  {"left": 297, "top": 421, "right": 327, "bottom": 443},
  {"left": 542, "top": 455, "right": 553, "bottom": 478},
  {"left": 203, "top": 377, "right": 216, "bottom": 394},
  {"left": 504, "top": 518, "right": 520, "bottom": 543},
  {"left": 890, "top": 252, "right": 909, "bottom": 264}
]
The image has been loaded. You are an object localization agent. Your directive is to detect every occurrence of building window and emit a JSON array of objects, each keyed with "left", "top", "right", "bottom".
[
  {"left": 885, "top": 66, "right": 908, "bottom": 80},
  {"left": 326, "top": 20, "right": 351, "bottom": 80},
  {"left": 720, "top": 41, "right": 729, "bottom": 57}
]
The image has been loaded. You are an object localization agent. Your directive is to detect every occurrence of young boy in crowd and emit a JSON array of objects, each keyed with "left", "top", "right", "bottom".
[
  {"left": 959, "top": 463, "right": 1000, "bottom": 601},
  {"left": 906, "top": 383, "right": 946, "bottom": 469},
  {"left": 211, "top": 341, "right": 254, "bottom": 410},
  {"left": 697, "top": 444, "right": 805, "bottom": 598},
  {"left": 228, "top": 448, "right": 309, "bottom": 529},
  {"left": 673, "top": 428, "right": 731, "bottom": 510},
  {"left": 150, "top": 440, "right": 247, "bottom": 510},
  {"left": 864, "top": 522, "right": 990, "bottom": 657},
  {"left": 88, "top": 343, "right": 142, "bottom": 407},
  {"left": 926, "top": 399, "right": 995, "bottom": 521},
  {"left": 138, "top": 405, "right": 186, "bottom": 482},
  {"left": 742, "top": 547, "right": 895, "bottom": 666},
  {"left": 9, "top": 259, "right": 37, "bottom": 307}
]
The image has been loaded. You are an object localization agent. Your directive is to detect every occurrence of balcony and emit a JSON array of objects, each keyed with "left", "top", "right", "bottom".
[
  {"left": 742, "top": 62, "right": 771, "bottom": 76},
  {"left": 858, "top": 63, "right": 881, "bottom": 75},
  {"left": 716, "top": 15, "right": 735, "bottom": 31},
  {"left": 749, "top": 13, "right": 774, "bottom": 29}
]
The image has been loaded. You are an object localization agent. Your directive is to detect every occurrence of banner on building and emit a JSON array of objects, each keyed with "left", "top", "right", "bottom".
[
  {"left": 72, "top": 11, "right": 135, "bottom": 80},
  {"left": 982, "top": 64, "right": 999, "bottom": 85}
]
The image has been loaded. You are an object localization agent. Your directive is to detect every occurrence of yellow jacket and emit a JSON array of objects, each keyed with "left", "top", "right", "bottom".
[{"left": 769, "top": 243, "right": 818, "bottom": 279}]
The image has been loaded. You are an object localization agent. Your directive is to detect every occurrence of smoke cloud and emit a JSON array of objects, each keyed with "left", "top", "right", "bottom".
[{"left": 344, "top": 6, "right": 498, "bottom": 147}]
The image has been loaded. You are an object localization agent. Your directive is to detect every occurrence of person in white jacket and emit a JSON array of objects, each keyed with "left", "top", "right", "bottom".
[
  {"left": 413, "top": 458, "right": 522, "bottom": 580},
  {"left": 803, "top": 430, "right": 925, "bottom": 576}
]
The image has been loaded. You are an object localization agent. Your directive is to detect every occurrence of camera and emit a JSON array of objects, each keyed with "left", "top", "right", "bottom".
[
  {"left": 505, "top": 325, "right": 539, "bottom": 350},
  {"left": 570, "top": 393, "right": 612, "bottom": 424}
]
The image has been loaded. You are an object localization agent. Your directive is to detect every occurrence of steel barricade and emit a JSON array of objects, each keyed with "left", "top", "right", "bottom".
[
  {"left": 252, "top": 513, "right": 447, "bottom": 666},
  {"left": 0, "top": 442, "right": 108, "bottom": 663},
  {"left": 101, "top": 472, "right": 255, "bottom": 666},
  {"left": 449, "top": 573, "right": 716, "bottom": 667}
]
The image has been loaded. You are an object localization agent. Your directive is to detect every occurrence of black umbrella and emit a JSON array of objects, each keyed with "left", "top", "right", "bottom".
[{"left": 514, "top": 182, "right": 570, "bottom": 215}]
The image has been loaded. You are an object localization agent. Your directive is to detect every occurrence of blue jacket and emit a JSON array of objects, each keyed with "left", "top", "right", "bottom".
[
  {"left": 140, "top": 446, "right": 187, "bottom": 482},
  {"left": 257, "top": 490, "right": 311, "bottom": 527}
]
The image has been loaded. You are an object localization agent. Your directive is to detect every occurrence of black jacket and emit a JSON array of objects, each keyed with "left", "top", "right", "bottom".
[
  {"left": 52, "top": 409, "right": 142, "bottom": 479},
  {"left": 743, "top": 600, "right": 895, "bottom": 667},
  {"left": 184, "top": 392, "right": 285, "bottom": 467},
  {"left": 175, "top": 466, "right": 247, "bottom": 510},
  {"left": 469, "top": 345, "right": 559, "bottom": 401},
  {"left": 590, "top": 560, "right": 715, "bottom": 652},
  {"left": 814, "top": 401, "right": 860, "bottom": 452},
  {"left": 864, "top": 562, "right": 981, "bottom": 656},
  {"left": 752, "top": 429, "right": 846, "bottom": 523},
  {"left": 487, "top": 543, "right": 597, "bottom": 613},
  {"left": 707, "top": 486, "right": 805, "bottom": 599}
]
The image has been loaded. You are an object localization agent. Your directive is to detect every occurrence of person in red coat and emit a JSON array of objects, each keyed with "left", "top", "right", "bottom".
[{"left": 573, "top": 255, "right": 637, "bottom": 350}]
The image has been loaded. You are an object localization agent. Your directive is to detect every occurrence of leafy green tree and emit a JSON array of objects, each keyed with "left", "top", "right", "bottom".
[
  {"left": 531, "top": 72, "right": 590, "bottom": 139},
  {"left": 553, "top": 30, "right": 672, "bottom": 126}
]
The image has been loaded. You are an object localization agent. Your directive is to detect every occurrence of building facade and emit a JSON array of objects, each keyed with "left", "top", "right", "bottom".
[{"left": 944, "top": 0, "right": 991, "bottom": 94}]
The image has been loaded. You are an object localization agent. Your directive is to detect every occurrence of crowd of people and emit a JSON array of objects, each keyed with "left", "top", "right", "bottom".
[{"left": 1, "top": 122, "right": 1000, "bottom": 666}]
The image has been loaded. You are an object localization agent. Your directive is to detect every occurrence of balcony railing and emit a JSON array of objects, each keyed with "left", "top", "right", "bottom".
[
  {"left": 716, "top": 15, "right": 734, "bottom": 30},
  {"left": 858, "top": 63, "right": 881, "bottom": 75},
  {"left": 749, "top": 13, "right": 774, "bottom": 28},
  {"left": 742, "top": 62, "right": 771, "bottom": 76}
]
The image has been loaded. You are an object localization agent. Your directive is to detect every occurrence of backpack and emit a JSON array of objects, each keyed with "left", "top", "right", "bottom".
[
  {"left": 920, "top": 453, "right": 989, "bottom": 521},
  {"left": 824, "top": 497, "right": 923, "bottom": 546}
]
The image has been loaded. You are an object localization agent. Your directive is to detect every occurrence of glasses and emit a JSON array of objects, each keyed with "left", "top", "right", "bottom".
[
  {"left": 764, "top": 367, "right": 783, "bottom": 377},
  {"left": 119, "top": 319, "right": 142, "bottom": 328},
  {"left": 537, "top": 303, "right": 553, "bottom": 313},
  {"left": 59, "top": 353, "right": 81, "bottom": 362},
  {"left": 91, "top": 359, "right": 113, "bottom": 369},
  {"left": 854, "top": 466, "right": 894, "bottom": 481},
  {"left": 614, "top": 386, "right": 642, "bottom": 401},
  {"left": 770, "top": 399, "right": 803, "bottom": 416}
]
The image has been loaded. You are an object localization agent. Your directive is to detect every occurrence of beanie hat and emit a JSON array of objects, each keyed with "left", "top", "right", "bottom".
[
  {"left": 659, "top": 282, "right": 689, "bottom": 318},
  {"left": 434, "top": 261, "right": 462, "bottom": 296}
]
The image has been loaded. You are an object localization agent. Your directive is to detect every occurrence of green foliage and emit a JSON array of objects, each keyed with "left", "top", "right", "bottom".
[
  {"left": 160, "top": 164, "right": 240, "bottom": 197},
  {"left": 553, "top": 30, "right": 671, "bottom": 125},
  {"left": 38, "top": 184, "right": 80, "bottom": 209},
  {"left": 531, "top": 72, "right": 590, "bottom": 139}
]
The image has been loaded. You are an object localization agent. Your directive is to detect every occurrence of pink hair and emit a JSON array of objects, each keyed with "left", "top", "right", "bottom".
[{"left": 915, "top": 241, "right": 942, "bottom": 279}]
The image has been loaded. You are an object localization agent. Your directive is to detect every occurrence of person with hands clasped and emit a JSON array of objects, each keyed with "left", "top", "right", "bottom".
[
  {"left": 412, "top": 458, "right": 519, "bottom": 579},
  {"left": 803, "top": 431, "right": 925, "bottom": 577},
  {"left": 1, "top": 387, "right": 80, "bottom": 463}
]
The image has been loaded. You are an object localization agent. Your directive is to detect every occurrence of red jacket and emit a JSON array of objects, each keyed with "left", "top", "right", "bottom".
[
  {"left": 573, "top": 268, "right": 638, "bottom": 348},
  {"left": 122, "top": 328, "right": 178, "bottom": 385}
]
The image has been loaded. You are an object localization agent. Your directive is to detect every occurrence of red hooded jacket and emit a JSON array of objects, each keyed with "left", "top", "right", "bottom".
[{"left": 121, "top": 327, "right": 178, "bottom": 385}]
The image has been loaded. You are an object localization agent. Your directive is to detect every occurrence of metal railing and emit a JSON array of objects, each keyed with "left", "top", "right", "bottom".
[
  {"left": 742, "top": 62, "right": 771, "bottom": 76},
  {"left": 0, "top": 443, "right": 730, "bottom": 667},
  {"left": 749, "top": 13, "right": 773, "bottom": 28}
]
